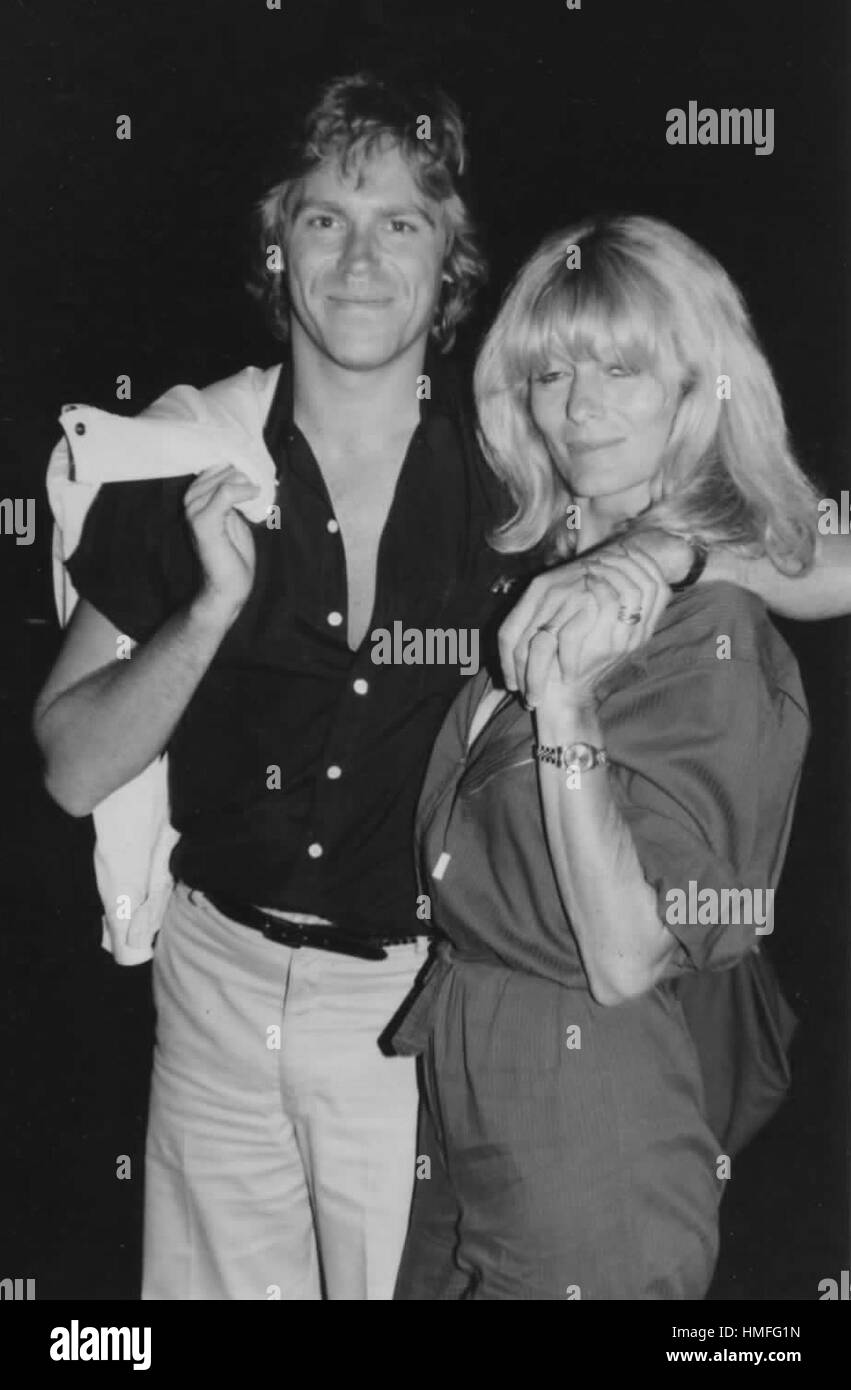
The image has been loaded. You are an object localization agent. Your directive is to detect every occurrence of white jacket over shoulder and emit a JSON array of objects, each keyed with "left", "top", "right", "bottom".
[{"left": 46, "top": 364, "right": 282, "bottom": 963}]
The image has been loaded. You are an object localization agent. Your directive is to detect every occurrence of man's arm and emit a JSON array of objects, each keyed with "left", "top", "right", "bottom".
[
  {"left": 624, "top": 528, "right": 851, "bottom": 619},
  {"left": 705, "top": 531, "right": 851, "bottom": 619},
  {"left": 34, "top": 596, "right": 240, "bottom": 816},
  {"left": 33, "top": 465, "right": 258, "bottom": 817},
  {"left": 499, "top": 528, "right": 851, "bottom": 700}
]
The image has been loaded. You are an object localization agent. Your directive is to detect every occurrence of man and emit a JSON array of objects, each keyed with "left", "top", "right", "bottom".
[
  {"left": 32, "top": 72, "right": 851, "bottom": 1301},
  {"left": 34, "top": 72, "right": 523, "bottom": 1301}
]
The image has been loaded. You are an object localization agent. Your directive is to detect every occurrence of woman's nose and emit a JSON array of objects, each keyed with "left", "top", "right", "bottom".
[{"left": 566, "top": 375, "right": 602, "bottom": 423}]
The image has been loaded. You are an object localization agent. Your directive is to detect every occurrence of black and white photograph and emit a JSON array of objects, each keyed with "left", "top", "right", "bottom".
[{"left": 2, "top": 0, "right": 850, "bottom": 1355}]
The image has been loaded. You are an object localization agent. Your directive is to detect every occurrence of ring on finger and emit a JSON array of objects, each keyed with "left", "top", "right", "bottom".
[{"left": 617, "top": 606, "right": 643, "bottom": 625}]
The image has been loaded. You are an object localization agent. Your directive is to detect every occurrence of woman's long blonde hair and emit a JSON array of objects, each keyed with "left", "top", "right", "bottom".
[{"left": 474, "top": 214, "right": 818, "bottom": 569}]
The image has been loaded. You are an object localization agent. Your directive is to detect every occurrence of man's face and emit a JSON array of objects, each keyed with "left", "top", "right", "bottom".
[{"left": 285, "top": 142, "right": 448, "bottom": 371}]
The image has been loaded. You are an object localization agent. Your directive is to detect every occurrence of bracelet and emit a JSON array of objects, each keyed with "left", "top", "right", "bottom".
[
  {"left": 534, "top": 741, "right": 609, "bottom": 775},
  {"left": 669, "top": 539, "right": 709, "bottom": 593}
]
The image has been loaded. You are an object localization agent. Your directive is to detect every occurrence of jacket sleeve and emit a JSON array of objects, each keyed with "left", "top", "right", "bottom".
[{"left": 599, "top": 590, "right": 809, "bottom": 974}]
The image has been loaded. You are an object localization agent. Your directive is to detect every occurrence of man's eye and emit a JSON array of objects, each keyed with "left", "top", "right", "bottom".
[
  {"left": 307, "top": 215, "right": 339, "bottom": 230},
  {"left": 388, "top": 219, "right": 417, "bottom": 233}
]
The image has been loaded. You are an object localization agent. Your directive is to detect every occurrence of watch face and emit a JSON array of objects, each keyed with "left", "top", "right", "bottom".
[
  {"left": 575, "top": 743, "right": 595, "bottom": 773},
  {"left": 566, "top": 743, "right": 595, "bottom": 774}
]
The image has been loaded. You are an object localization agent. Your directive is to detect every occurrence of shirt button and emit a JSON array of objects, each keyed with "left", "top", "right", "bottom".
[
  {"left": 326, "top": 765, "right": 342, "bottom": 780},
  {"left": 326, "top": 518, "right": 340, "bottom": 534},
  {"left": 353, "top": 678, "right": 369, "bottom": 695},
  {"left": 327, "top": 611, "right": 343, "bottom": 627},
  {"left": 307, "top": 842, "right": 323, "bottom": 859}
]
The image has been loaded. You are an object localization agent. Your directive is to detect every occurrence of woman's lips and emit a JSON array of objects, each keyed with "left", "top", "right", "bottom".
[{"left": 568, "top": 437, "right": 625, "bottom": 453}]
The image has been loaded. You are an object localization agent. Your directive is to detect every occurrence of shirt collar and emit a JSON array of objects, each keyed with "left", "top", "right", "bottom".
[
  {"left": 418, "top": 341, "right": 468, "bottom": 429},
  {"left": 263, "top": 339, "right": 466, "bottom": 457}
]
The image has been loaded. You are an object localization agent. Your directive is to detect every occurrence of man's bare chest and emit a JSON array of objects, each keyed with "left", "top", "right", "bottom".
[{"left": 322, "top": 456, "right": 408, "bottom": 650}]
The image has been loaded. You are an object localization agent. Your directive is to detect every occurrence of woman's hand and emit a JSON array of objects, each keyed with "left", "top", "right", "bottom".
[
  {"left": 526, "top": 549, "right": 671, "bottom": 716},
  {"left": 498, "top": 532, "right": 689, "bottom": 703}
]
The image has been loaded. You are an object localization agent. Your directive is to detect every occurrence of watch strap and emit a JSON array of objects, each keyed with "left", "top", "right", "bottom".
[{"left": 669, "top": 539, "right": 710, "bottom": 593}]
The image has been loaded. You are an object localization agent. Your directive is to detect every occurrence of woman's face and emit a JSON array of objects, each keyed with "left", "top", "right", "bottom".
[{"left": 529, "top": 346, "right": 680, "bottom": 521}]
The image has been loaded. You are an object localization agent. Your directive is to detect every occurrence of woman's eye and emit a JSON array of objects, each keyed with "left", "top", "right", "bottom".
[
  {"left": 607, "top": 363, "right": 637, "bottom": 378},
  {"left": 536, "top": 368, "right": 573, "bottom": 384},
  {"left": 388, "top": 219, "right": 417, "bottom": 234}
]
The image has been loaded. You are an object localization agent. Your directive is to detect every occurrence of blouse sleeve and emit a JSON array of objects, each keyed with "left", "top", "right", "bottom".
[
  {"left": 598, "top": 584, "right": 809, "bottom": 975},
  {"left": 66, "top": 477, "right": 200, "bottom": 643}
]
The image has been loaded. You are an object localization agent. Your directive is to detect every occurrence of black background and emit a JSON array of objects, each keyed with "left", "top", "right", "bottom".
[{"left": 1, "top": 0, "right": 849, "bottom": 1300}]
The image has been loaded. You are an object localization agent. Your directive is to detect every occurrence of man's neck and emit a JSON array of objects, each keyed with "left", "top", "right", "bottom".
[{"left": 291, "top": 330, "right": 427, "bottom": 456}]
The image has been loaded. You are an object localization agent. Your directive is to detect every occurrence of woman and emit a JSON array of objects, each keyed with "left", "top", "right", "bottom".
[{"left": 391, "top": 215, "right": 818, "bottom": 1300}]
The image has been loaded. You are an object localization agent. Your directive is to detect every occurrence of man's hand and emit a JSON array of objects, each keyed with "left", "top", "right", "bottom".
[
  {"left": 185, "top": 465, "right": 260, "bottom": 622},
  {"left": 499, "top": 538, "right": 675, "bottom": 706}
]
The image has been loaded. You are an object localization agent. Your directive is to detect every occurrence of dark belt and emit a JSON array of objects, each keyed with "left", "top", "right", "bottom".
[{"left": 199, "top": 889, "right": 425, "bottom": 961}]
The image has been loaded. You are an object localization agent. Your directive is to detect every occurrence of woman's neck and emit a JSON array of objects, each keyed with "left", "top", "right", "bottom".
[
  {"left": 573, "top": 489, "right": 652, "bottom": 555},
  {"left": 575, "top": 513, "right": 620, "bottom": 555}
]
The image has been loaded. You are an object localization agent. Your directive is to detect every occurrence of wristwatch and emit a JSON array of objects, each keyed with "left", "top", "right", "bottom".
[{"left": 533, "top": 741, "right": 609, "bottom": 776}]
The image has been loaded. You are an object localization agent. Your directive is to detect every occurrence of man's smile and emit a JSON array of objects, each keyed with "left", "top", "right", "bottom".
[{"left": 326, "top": 295, "right": 394, "bottom": 306}]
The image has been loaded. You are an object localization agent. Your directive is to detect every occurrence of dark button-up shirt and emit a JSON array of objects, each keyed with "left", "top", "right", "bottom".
[{"left": 66, "top": 351, "right": 529, "bottom": 937}]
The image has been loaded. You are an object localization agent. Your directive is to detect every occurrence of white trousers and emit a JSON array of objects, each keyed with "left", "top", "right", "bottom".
[{"left": 142, "top": 883, "right": 425, "bottom": 1300}]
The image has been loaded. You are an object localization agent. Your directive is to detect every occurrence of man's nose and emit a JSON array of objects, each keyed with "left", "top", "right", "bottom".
[{"left": 340, "top": 224, "right": 378, "bottom": 275}]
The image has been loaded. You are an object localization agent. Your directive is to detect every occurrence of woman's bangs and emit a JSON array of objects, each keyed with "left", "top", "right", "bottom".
[{"left": 513, "top": 259, "right": 674, "bottom": 382}]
